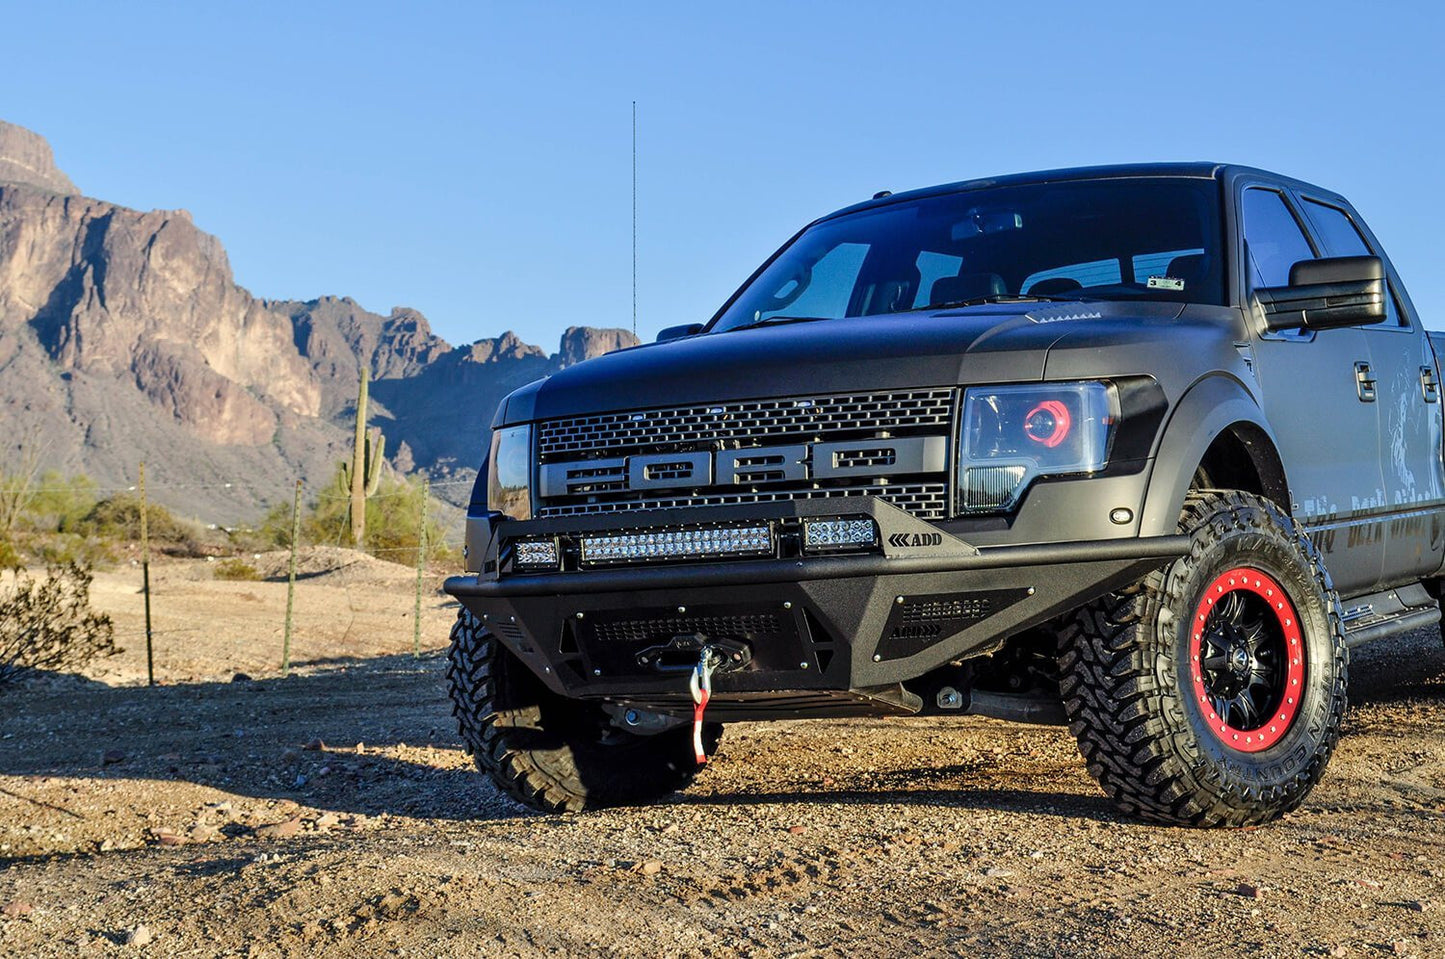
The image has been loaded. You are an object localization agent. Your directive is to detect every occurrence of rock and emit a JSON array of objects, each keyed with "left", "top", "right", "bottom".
[
  {"left": 124, "top": 924, "right": 153, "bottom": 947},
  {"left": 304, "top": 738, "right": 326, "bottom": 751},
  {"left": 254, "top": 817, "right": 302, "bottom": 840},
  {"left": 102, "top": 749, "right": 125, "bottom": 765},
  {"left": 230, "top": 672, "right": 253, "bottom": 683},
  {"left": 148, "top": 828, "right": 185, "bottom": 847},
  {"left": 0, "top": 120, "right": 643, "bottom": 521},
  {"left": 0, "top": 120, "right": 77, "bottom": 193},
  {"left": 314, "top": 813, "right": 340, "bottom": 830},
  {"left": 640, "top": 860, "right": 664, "bottom": 876},
  {"left": 1234, "top": 883, "right": 1265, "bottom": 899},
  {"left": 1403, "top": 900, "right": 1430, "bottom": 912},
  {"left": 1, "top": 900, "right": 33, "bottom": 919},
  {"left": 788, "top": 825, "right": 807, "bottom": 835},
  {"left": 556, "top": 326, "right": 640, "bottom": 367},
  {"left": 187, "top": 825, "right": 219, "bottom": 843},
  {"left": 983, "top": 867, "right": 1014, "bottom": 879}
]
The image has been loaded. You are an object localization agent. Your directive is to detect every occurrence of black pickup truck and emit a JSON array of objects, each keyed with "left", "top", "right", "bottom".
[{"left": 444, "top": 163, "right": 1444, "bottom": 827}]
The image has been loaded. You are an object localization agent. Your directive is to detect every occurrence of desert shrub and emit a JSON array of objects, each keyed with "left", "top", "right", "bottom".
[
  {"left": 77, "top": 494, "right": 208, "bottom": 556},
  {"left": 0, "top": 563, "right": 118, "bottom": 684},
  {"left": 213, "top": 557, "right": 261, "bottom": 581},
  {"left": 301, "top": 465, "right": 454, "bottom": 566},
  {"left": 0, "top": 536, "right": 20, "bottom": 570},
  {"left": 33, "top": 532, "right": 119, "bottom": 568},
  {"left": 24, "top": 472, "right": 99, "bottom": 533}
]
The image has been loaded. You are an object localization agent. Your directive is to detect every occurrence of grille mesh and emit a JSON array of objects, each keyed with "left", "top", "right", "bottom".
[
  {"left": 537, "top": 483, "right": 949, "bottom": 520},
  {"left": 538, "top": 389, "right": 954, "bottom": 460},
  {"left": 593, "top": 614, "right": 783, "bottom": 645}
]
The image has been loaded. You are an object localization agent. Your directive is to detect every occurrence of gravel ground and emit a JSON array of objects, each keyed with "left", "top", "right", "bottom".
[{"left": 0, "top": 555, "right": 1442, "bottom": 956}]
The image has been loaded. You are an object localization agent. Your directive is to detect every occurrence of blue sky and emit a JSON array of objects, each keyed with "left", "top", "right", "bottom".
[{"left": 5, "top": 1, "right": 1444, "bottom": 348}]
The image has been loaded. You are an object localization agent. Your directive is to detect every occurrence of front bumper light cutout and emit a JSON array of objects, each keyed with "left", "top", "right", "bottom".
[
  {"left": 512, "top": 538, "right": 560, "bottom": 571},
  {"left": 802, "top": 517, "right": 879, "bottom": 552}
]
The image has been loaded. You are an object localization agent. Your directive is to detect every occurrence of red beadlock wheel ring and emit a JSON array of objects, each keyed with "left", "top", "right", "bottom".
[{"left": 1188, "top": 567, "right": 1307, "bottom": 753}]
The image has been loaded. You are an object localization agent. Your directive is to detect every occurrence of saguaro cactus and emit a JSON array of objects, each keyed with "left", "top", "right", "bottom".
[{"left": 343, "top": 366, "right": 386, "bottom": 546}]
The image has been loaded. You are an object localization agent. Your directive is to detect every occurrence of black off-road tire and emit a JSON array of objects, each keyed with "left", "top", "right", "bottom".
[
  {"left": 1058, "top": 490, "right": 1348, "bottom": 827},
  {"left": 446, "top": 610, "right": 721, "bottom": 813}
]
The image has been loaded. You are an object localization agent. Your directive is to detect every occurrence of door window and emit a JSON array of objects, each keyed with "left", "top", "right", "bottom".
[
  {"left": 1302, "top": 198, "right": 1406, "bottom": 328},
  {"left": 1241, "top": 188, "right": 1315, "bottom": 290}
]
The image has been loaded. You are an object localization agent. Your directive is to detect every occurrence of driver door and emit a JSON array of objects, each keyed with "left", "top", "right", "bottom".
[{"left": 1242, "top": 185, "right": 1387, "bottom": 594}]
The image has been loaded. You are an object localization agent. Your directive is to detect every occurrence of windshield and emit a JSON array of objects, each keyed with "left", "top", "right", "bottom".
[{"left": 710, "top": 177, "right": 1225, "bottom": 332}]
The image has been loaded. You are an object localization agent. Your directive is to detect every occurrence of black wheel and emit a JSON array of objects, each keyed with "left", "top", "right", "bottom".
[
  {"left": 446, "top": 609, "right": 721, "bottom": 813},
  {"left": 1058, "top": 490, "right": 1348, "bottom": 827}
]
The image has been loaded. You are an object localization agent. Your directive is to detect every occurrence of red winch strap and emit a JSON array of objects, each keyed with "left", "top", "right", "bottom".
[{"left": 688, "top": 650, "right": 716, "bottom": 766}]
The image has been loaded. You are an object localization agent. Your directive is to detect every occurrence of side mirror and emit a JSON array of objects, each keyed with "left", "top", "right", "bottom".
[
  {"left": 1257, "top": 255, "right": 1386, "bottom": 332},
  {"left": 657, "top": 323, "right": 703, "bottom": 342}
]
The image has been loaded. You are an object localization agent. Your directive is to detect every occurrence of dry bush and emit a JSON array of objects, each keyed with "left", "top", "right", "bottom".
[
  {"left": 0, "top": 563, "right": 118, "bottom": 684},
  {"left": 213, "top": 557, "right": 261, "bottom": 581}
]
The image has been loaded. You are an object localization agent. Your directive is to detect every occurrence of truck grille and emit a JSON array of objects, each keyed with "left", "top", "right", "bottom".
[
  {"left": 538, "top": 389, "right": 954, "bottom": 460},
  {"left": 535, "top": 389, "right": 956, "bottom": 521}
]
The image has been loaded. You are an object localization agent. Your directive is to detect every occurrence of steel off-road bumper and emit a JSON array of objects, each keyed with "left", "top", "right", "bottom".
[{"left": 443, "top": 499, "right": 1187, "bottom": 721}]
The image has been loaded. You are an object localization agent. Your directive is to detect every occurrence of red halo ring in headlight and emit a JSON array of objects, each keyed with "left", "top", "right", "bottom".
[{"left": 1023, "top": 400, "right": 1071, "bottom": 448}]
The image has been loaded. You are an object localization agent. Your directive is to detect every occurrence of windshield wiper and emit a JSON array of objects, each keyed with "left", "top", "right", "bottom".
[
  {"left": 734, "top": 314, "right": 832, "bottom": 330},
  {"left": 916, "top": 293, "right": 1086, "bottom": 311}
]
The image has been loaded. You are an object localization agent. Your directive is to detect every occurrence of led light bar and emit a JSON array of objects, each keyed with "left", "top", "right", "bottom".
[
  {"left": 802, "top": 517, "right": 879, "bottom": 552},
  {"left": 513, "top": 538, "right": 560, "bottom": 570},
  {"left": 580, "top": 524, "right": 773, "bottom": 566}
]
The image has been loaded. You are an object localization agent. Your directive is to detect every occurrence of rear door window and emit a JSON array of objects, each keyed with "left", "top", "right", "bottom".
[{"left": 1301, "top": 198, "right": 1405, "bottom": 328}]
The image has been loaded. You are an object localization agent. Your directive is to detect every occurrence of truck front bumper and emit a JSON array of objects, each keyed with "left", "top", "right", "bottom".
[{"left": 443, "top": 499, "right": 1187, "bottom": 721}]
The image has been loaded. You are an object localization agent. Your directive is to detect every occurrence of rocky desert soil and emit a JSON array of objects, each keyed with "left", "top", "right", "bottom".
[{"left": 1, "top": 551, "right": 1443, "bottom": 957}]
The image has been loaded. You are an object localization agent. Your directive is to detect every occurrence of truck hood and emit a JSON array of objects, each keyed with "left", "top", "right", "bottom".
[{"left": 501, "top": 301, "right": 1186, "bottom": 424}]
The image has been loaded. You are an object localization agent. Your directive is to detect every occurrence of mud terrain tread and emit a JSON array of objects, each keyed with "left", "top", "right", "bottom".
[
  {"left": 1058, "top": 490, "right": 1348, "bottom": 827},
  {"left": 446, "top": 610, "right": 717, "bottom": 812}
]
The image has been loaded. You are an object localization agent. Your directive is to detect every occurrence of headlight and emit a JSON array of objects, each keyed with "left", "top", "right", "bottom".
[
  {"left": 487, "top": 425, "right": 533, "bottom": 520},
  {"left": 958, "top": 381, "right": 1115, "bottom": 513}
]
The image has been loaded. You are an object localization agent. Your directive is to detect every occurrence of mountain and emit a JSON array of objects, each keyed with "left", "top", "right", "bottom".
[{"left": 0, "top": 120, "right": 639, "bottom": 521}]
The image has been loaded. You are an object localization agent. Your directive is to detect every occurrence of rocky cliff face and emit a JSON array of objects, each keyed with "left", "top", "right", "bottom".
[
  {"left": 0, "top": 121, "right": 77, "bottom": 195},
  {"left": 0, "top": 121, "right": 639, "bottom": 520}
]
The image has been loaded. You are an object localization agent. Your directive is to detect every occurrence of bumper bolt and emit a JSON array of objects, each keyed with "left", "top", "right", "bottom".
[
  {"left": 873, "top": 654, "right": 882, "bottom": 662},
  {"left": 937, "top": 687, "right": 962, "bottom": 709},
  {"left": 593, "top": 668, "right": 602, "bottom": 676},
  {"left": 783, "top": 601, "right": 792, "bottom": 610},
  {"left": 799, "top": 661, "right": 809, "bottom": 669},
  {"left": 575, "top": 612, "right": 585, "bottom": 620},
  {"left": 1026, "top": 587, "right": 1036, "bottom": 596},
  {"left": 624, "top": 709, "right": 641, "bottom": 726},
  {"left": 677, "top": 606, "right": 687, "bottom": 614},
  {"left": 894, "top": 596, "right": 905, "bottom": 605}
]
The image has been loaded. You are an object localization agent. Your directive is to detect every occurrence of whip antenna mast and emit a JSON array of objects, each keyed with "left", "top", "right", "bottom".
[{"left": 632, "top": 100, "right": 637, "bottom": 338}]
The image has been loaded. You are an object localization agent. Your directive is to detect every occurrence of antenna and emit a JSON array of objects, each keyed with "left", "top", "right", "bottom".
[{"left": 632, "top": 100, "right": 637, "bottom": 338}]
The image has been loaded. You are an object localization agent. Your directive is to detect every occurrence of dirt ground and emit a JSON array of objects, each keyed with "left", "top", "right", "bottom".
[{"left": 1, "top": 551, "right": 1443, "bottom": 957}]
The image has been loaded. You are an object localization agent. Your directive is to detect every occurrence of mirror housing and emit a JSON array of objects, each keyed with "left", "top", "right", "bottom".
[
  {"left": 657, "top": 323, "right": 703, "bottom": 342},
  {"left": 1257, "top": 255, "right": 1386, "bottom": 332}
]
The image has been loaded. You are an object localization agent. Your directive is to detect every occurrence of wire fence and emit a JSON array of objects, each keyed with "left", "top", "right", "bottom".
[{"left": 6, "top": 462, "right": 473, "bottom": 685}]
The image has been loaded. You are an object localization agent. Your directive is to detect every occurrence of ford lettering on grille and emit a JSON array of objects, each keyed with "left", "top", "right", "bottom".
[{"left": 535, "top": 389, "right": 956, "bottom": 520}]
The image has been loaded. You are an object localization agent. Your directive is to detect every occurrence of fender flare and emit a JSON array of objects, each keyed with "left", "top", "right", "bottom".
[{"left": 1138, "top": 375, "right": 1289, "bottom": 537}]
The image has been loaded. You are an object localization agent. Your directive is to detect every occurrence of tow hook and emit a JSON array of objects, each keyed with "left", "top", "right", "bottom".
[{"left": 636, "top": 632, "right": 752, "bottom": 673}]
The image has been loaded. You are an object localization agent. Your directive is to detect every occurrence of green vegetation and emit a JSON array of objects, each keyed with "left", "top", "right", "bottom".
[
  {"left": 213, "top": 557, "right": 262, "bottom": 581},
  {"left": 0, "top": 464, "right": 457, "bottom": 571},
  {"left": 262, "top": 463, "right": 454, "bottom": 568}
]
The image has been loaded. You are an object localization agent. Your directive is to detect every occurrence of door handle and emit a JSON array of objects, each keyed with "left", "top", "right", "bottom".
[
  {"left": 1354, "top": 361, "right": 1376, "bottom": 402},
  {"left": 1421, "top": 366, "right": 1439, "bottom": 403}
]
